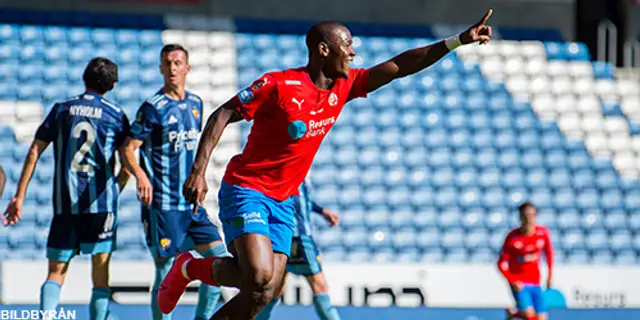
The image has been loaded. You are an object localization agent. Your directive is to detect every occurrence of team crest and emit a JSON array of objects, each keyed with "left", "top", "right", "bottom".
[
  {"left": 328, "top": 92, "right": 338, "bottom": 106},
  {"left": 250, "top": 77, "right": 269, "bottom": 92},
  {"left": 192, "top": 108, "right": 200, "bottom": 118},
  {"left": 160, "top": 238, "right": 172, "bottom": 250}
]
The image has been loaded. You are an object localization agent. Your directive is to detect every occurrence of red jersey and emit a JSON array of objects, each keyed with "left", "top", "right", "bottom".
[
  {"left": 223, "top": 67, "right": 369, "bottom": 201},
  {"left": 497, "top": 225, "right": 554, "bottom": 285}
]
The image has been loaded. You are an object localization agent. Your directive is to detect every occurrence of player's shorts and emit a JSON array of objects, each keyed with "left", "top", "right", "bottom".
[
  {"left": 218, "top": 181, "right": 295, "bottom": 256},
  {"left": 46, "top": 212, "right": 117, "bottom": 263},
  {"left": 512, "top": 284, "right": 547, "bottom": 314},
  {"left": 286, "top": 235, "right": 322, "bottom": 275},
  {"left": 142, "top": 206, "right": 222, "bottom": 258}
]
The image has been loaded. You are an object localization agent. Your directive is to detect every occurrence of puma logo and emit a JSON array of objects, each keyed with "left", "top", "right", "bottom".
[{"left": 292, "top": 98, "right": 304, "bottom": 110}]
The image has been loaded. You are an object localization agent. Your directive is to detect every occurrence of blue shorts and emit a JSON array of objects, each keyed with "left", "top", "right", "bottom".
[
  {"left": 46, "top": 213, "right": 117, "bottom": 263},
  {"left": 286, "top": 236, "right": 322, "bottom": 275},
  {"left": 512, "top": 284, "right": 547, "bottom": 314},
  {"left": 218, "top": 181, "right": 295, "bottom": 256},
  {"left": 142, "top": 206, "right": 222, "bottom": 258}
]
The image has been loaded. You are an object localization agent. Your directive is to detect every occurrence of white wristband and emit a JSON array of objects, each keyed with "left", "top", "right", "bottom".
[{"left": 445, "top": 34, "right": 462, "bottom": 51}]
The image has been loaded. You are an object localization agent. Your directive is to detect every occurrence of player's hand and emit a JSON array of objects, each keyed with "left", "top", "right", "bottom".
[
  {"left": 460, "top": 9, "right": 493, "bottom": 45},
  {"left": 183, "top": 173, "right": 208, "bottom": 214},
  {"left": 322, "top": 209, "right": 340, "bottom": 227},
  {"left": 2, "top": 197, "right": 23, "bottom": 226},
  {"left": 136, "top": 174, "right": 153, "bottom": 206},
  {"left": 510, "top": 281, "right": 523, "bottom": 292}
]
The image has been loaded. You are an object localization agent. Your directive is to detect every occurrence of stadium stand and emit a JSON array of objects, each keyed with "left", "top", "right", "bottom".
[{"left": 0, "top": 10, "right": 639, "bottom": 267}]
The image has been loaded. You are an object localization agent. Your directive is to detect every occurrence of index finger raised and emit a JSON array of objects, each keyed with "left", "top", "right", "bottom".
[{"left": 478, "top": 9, "right": 493, "bottom": 26}]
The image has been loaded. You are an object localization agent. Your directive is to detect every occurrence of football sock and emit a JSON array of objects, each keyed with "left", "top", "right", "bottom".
[
  {"left": 90, "top": 287, "right": 112, "bottom": 320},
  {"left": 152, "top": 257, "right": 174, "bottom": 320},
  {"left": 313, "top": 293, "right": 341, "bottom": 320},
  {"left": 255, "top": 296, "right": 281, "bottom": 320},
  {"left": 39, "top": 280, "right": 61, "bottom": 313},
  {"left": 195, "top": 244, "right": 228, "bottom": 320}
]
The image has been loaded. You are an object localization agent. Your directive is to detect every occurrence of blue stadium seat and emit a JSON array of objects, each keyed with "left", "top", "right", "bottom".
[
  {"left": 585, "top": 230, "right": 608, "bottom": 251},
  {"left": 615, "top": 250, "right": 637, "bottom": 265},
  {"left": 419, "top": 249, "right": 443, "bottom": 263},
  {"left": 610, "top": 232, "right": 632, "bottom": 251},
  {"left": 343, "top": 228, "right": 368, "bottom": 250},
  {"left": 416, "top": 227, "right": 439, "bottom": 249},
  {"left": 391, "top": 228, "right": 416, "bottom": 250},
  {"left": 469, "top": 248, "right": 495, "bottom": 263}
]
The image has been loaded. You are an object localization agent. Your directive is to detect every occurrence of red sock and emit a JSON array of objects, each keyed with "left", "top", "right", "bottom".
[
  {"left": 526, "top": 316, "right": 536, "bottom": 320},
  {"left": 185, "top": 257, "right": 219, "bottom": 286}
]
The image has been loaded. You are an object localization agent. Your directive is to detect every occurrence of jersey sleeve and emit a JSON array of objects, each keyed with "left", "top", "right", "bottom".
[
  {"left": 543, "top": 228, "right": 554, "bottom": 280},
  {"left": 129, "top": 102, "right": 160, "bottom": 141},
  {"left": 347, "top": 68, "right": 370, "bottom": 101},
  {"left": 34, "top": 104, "right": 58, "bottom": 143},
  {"left": 497, "top": 234, "right": 516, "bottom": 283},
  {"left": 231, "top": 74, "right": 277, "bottom": 121}
]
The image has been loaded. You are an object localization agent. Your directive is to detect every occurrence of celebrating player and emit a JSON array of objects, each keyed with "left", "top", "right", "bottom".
[
  {"left": 119, "top": 44, "right": 228, "bottom": 320},
  {"left": 256, "top": 177, "right": 341, "bottom": 320},
  {"left": 2, "top": 57, "right": 129, "bottom": 320},
  {"left": 498, "top": 202, "right": 554, "bottom": 320},
  {"left": 159, "top": 11, "right": 493, "bottom": 319}
]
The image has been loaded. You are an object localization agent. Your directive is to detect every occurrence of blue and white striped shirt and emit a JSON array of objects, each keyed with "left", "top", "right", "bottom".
[
  {"left": 129, "top": 90, "right": 204, "bottom": 211},
  {"left": 35, "top": 92, "right": 130, "bottom": 215}
]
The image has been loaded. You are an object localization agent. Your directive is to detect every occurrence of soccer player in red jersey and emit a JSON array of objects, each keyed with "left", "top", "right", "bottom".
[
  {"left": 498, "top": 202, "right": 554, "bottom": 320},
  {"left": 158, "top": 11, "right": 494, "bottom": 319}
]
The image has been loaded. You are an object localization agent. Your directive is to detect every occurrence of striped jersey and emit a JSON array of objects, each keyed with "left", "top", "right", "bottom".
[
  {"left": 35, "top": 92, "right": 130, "bottom": 215},
  {"left": 129, "top": 90, "right": 203, "bottom": 211},
  {"left": 292, "top": 178, "right": 323, "bottom": 237}
]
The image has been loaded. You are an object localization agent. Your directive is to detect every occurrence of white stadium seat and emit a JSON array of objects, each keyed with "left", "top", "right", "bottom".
[{"left": 161, "top": 29, "right": 185, "bottom": 46}]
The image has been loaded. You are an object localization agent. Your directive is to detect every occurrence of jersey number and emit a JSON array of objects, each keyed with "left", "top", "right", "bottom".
[{"left": 70, "top": 121, "right": 96, "bottom": 173}]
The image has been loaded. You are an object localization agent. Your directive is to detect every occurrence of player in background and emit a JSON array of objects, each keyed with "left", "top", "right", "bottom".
[
  {"left": 2, "top": 57, "right": 129, "bottom": 320},
  {"left": 159, "top": 11, "right": 494, "bottom": 320},
  {"left": 256, "top": 177, "right": 341, "bottom": 320},
  {"left": 119, "top": 44, "right": 228, "bottom": 320},
  {"left": 498, "top": 202, "right": 554, "bottom": 320}
]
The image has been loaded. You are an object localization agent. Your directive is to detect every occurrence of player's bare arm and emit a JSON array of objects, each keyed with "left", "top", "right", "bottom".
[
  {"left": 2, "top": 139, "right": 49, "bottom": 226},
  {"left": 119, "top": 137, "right": 152, "bottom": 206},
  {"left": 116, "top": 156, "right": 132, "bottom": 192},
  {"left": 183, "top": 102, "right": 242, "bottom": 211},
  {"left": 366, "top": 9, "right": 493, "bottom": 92}
]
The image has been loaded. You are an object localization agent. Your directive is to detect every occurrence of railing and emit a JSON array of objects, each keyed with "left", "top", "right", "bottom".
[
  {"left": 598, "top": 20, "right": 618, "bottom": 66},
  {"left": 598, "top": 19, "right": 640, "bottom": 68},
  {"left": 623, "top": 39, "right": 640, "bottom": 68}
]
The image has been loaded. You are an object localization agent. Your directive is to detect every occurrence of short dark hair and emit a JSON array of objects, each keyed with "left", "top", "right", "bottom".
[
  {"left": 83, "top": 57, "right": 118, "bottom": 94},
  {"left": 160, "top": 44, "right": 189, "bottom": 61},
  {"left": 518, "top": 202, "right": 536, "bottom": 214}
]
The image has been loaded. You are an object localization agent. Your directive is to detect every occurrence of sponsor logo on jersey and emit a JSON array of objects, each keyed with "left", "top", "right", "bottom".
[
  {"left": 238, "top": 88, "right": 253, "bottom": 104},
  {"left": 285, "top": 80, "right": 301, "bottom": 85}
]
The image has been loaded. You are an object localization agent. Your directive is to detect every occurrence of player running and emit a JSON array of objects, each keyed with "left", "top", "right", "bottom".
[
  {"left": 256, "top": 177, "right": 341, "bottom": 320},
  {"left": 498, "top": 202, "right": 554, "bottom": 320},
  {"left": 120, "top": 44, "right": 228, "bottom": 320},
  {"left": 159, "top": 11, "right": 494, "bottom": 319},
  {"left": 2, "top": 57, "right": 129, "bottom": 320}
]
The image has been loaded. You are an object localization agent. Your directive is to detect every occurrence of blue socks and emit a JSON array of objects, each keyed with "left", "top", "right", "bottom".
[
  {"left": 152, "top": 257, "right": 174, "bottom": 320},
  {"left": 255, "top": 296, "right": 281, "bottom": 320},
  {"left": 313, "top": 293, "right": 341, "bottom": 320},
  {"left": 40, "top": 280, "right": 61, "bottom": 313},
  {"left": 90, "top": 287, "right": 113, "bottom": 320},
  {"left": 195, "top": 243, "right": 228, "bottom": 320}
]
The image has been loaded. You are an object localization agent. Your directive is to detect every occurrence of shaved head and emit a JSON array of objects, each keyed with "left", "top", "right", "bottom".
[
  {"left": 305, "top": 21, "right": 348, "bottom": 54},
  {"left": 305, "top": 21, "right": 355, "bottom": 79}
]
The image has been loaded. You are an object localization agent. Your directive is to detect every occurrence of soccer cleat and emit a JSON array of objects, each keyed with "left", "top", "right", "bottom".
[{"left": 157, "top": 251, "right": 195, "bottom": 314}]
